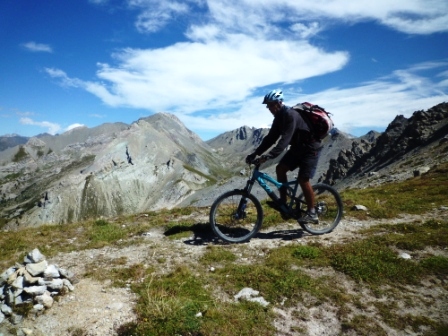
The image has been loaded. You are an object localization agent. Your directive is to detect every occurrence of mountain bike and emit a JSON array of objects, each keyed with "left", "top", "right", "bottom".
[{"left": 209, "top": 158, "right": 343, "bottom": 243}]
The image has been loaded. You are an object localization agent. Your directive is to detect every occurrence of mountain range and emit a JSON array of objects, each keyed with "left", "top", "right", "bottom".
[{"left": 0, "top": 102, "right": 447, "bottom": 230}]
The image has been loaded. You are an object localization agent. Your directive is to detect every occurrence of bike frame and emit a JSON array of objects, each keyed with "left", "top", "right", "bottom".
[{"left": 242, "top": 162, "right": 303, "bottom": 213}]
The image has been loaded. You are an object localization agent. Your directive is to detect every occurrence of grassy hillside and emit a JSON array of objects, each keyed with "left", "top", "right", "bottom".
[{"left": 1, "top": 163, "right": 447, "bottom": 335}]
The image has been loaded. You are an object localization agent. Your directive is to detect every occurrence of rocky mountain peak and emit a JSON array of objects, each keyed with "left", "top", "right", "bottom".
[{"left": 321, "top": 102, "right": 448, "bottom": 186}]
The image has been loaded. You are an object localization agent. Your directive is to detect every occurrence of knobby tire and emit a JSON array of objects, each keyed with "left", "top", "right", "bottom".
[
  {"left": 297, "top": 183, "right": 343, "bottom": 235},
  {"left": 209, "top": 190, "right": 263, "bottom": 243}
]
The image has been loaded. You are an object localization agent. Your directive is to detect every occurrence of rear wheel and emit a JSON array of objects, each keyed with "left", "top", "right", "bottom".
[
  {"left": 297, "top": 183, "right": 343, "bottom": 235},
  {"left": 209, "top": 190, "right": 263, "bottom": 243}
]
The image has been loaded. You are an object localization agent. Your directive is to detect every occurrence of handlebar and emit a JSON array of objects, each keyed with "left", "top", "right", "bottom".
[{"left": 248, "top": 155, "right": 270, "bottom": 166}]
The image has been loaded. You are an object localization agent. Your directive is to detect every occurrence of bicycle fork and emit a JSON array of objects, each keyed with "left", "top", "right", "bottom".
[
  {"left": 233, "top": 179, "right": 256, "bottom": 220},
  {"left": 234, "top": 198, "right": 247, "bottom": 220}
]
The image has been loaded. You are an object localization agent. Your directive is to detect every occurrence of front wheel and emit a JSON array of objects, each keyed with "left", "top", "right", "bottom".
[
  {"left": 209, "top": 190, "right": 263, "bottom": 243},
  {"left": 297, "top": 183, "right": 343, "bottom": 235}
]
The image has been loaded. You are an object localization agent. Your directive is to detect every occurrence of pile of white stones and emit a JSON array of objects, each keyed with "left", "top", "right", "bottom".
[{"left": 0, "top": 248, "right": 77, "bottom": 325}]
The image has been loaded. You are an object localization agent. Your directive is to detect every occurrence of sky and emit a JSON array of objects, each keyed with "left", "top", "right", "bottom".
[{"left": 1, "top": 0, "right": 448, "bottom": 141}]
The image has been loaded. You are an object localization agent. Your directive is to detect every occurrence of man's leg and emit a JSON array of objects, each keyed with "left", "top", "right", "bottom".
[
  {"left": 276, "top": 163, "right": 290, "bottom": 204},
  {"left": 298, "top": 176, "right": 315, "bottom": 213}
]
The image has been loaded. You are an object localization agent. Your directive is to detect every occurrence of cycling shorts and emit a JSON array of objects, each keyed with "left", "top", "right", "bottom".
[{"left": 279, "top": 147, "right": 321, "bottom": 179}]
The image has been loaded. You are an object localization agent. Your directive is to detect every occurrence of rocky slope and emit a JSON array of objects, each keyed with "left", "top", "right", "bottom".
[
  {"left": 321, "top": 102, "right": 448, "bottom": 188},
  {"left": 0, "top": 114, "right": 224, "bottom": 229}
]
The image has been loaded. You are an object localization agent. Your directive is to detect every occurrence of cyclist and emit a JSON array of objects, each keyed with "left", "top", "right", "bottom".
[{"left": 245, "top": 89, "right": 322, "bottom": 224}]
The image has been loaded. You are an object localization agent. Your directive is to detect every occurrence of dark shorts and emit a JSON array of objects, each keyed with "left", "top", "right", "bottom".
[{"left": 279, "top": 147, "right": 321, "bottom": 179}]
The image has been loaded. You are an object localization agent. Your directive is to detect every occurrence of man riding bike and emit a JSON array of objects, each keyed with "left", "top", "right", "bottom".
[{"left": 245, "top": 89, "right": 322, "bottom": 224}]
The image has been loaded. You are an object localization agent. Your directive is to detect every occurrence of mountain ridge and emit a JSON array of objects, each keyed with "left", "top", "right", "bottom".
[{"left": 1, "top": 102, "right": 447, "bottom": 230}]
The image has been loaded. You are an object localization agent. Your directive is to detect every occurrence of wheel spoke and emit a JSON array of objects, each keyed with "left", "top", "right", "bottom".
[
  {"left": 210, "top": 191, "right": 263, "bottom": 243},
  {"left": 298, "top": 184, "right": 343, "bottom": 235}
]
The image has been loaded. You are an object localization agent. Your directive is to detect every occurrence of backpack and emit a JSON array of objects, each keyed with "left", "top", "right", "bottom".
[{"left": 292, "top": 102, "right": 334, "bottom": 140}]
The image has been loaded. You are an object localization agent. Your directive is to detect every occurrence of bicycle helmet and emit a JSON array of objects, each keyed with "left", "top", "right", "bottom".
[{"left": 262, "top": 89, "right": 283, "bottom": 104}]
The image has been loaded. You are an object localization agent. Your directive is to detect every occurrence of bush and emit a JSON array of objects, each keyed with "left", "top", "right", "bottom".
[{"left": 13, "top": 146, "right": 28, "bottom": 162}]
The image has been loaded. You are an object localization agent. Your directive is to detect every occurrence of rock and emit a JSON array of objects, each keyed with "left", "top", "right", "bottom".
[
  {"left": 234, "top": 287, "right": 270, "bottom": 307},
  {"left": 45, "top": 279, "right": 64, "bottom": 291},
  {"left": 58, "top": 267, "right": 75, "bottom": 281},
  {"left": 5, "top": 287, "right": 14, "bottom": 305},
  {"left": 1, "top": 267, "right": 17, "bottom": 286},
  {"left": 43, "top": 264, "right": 60, "bottom": 278},
  {"left": 1, "top": 303, "right": 13, "bottom": 316},
  {"left": 25, "top": 260, "right": 48, "bottom": 277},
  {"left": 7, "top": 270, "right": 19, "bottom": 285},
  {"left": 352, "top": 205, "right": 368, "bottom": 211},
  {"left": 22, "top": 328, "right": 33, "bottom": 336},
  {"left": 62, "top": 279, "right": 74, "bottom": 291},
  {"left": 32, "top": 303, "right": 44, "bottom": 312},
  {"left": 11, "top": 275, "right": 25, "bottom": 290},
  {"left": 24, "top": 285, "right": 47, "bottom": 296},
  {"left": 0, "top": 311, "right": 4, "bottom": 324},
  {"left": 413, "top": 166, "right": 430, "bottom": 177},
  {"left": 10, "top": 313, "right": 23, "bottom": 325},
  {"left": 23, "top": 270, "right": 40, "bottom": 285},
  {"left": 24, "top": 248, "right": 46, "bottom": 264},
  {"left": 35, "top": 292, "right": 53, "bottom": 309},
  {"left": 400, "top": 253, "right": 412, "bottom": 260}
]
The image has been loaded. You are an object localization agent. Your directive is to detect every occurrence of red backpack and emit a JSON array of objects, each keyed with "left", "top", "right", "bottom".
[{"left": 292, "top": 102, "right": 334, "bottom": 140}]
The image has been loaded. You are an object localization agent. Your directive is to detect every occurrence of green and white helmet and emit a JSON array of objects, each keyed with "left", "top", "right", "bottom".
[{"left": 262, "top": 89, "right": 283, "bottom": 104}]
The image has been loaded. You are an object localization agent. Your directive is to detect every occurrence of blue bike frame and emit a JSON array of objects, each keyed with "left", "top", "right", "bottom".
[{"left": 243, "top": 164, "right": 302, "bottom": 213}]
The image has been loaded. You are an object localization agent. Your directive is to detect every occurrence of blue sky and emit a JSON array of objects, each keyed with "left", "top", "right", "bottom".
[{"left": 1, "top": 0, "right": 447, "bottom": 140}]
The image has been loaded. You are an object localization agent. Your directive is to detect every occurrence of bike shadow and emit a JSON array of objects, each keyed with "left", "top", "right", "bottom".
[
  {"left": 255, "top": 229, "right": 306, "bottom": 241},
  {"left": 164, "top": 223, "right": 218, "bottom": 245},
  {"left": 164, "top": 223, "right": 308, "bottom": 245}
]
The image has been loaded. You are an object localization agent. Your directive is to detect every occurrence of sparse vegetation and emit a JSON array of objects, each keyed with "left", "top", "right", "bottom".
[
  {"left": 12, "top": 146, "right": 28, "bottom": 162},
  {"left": 342, "top": 162, "right": 448, "bottom": 219},
  {"left": 0, "top": 164, "right": 447, "bottom": 335},
  {"left": 183, "top": 163, "right": 217, "bottom": 186}
]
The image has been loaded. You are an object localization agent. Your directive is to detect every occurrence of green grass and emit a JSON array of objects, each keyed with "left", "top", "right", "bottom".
[
  {"left": 118, "top": 266, "right": 276, "bottom": 336},
  {"left": 200, "top": 245, "right": 238, "bottom": 264},
  {"left": 329, "top": 239, "right": 422, "bottom": 284},
  {"left": 1, "top": 164, "right": 448, "bottom": 335},
  {"left": 342, "top": 162, "right": 448, "bottom": 219}
]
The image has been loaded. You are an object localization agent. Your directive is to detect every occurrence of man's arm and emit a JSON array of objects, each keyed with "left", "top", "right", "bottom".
[
  {"left": 267, "top": 111, "right": 295, "bottom": 157},
  {"left": 254, "top": 123, "right": 280, "bottom": 156}
]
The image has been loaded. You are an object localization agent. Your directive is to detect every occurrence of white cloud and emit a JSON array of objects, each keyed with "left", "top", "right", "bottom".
[
  {"left": 128, "top": 0, "right": 448, "bottom": 36},
  {"left": 22, "top": 42, "right": 53, "bottom": 53},
  {"left": 234, "top": 0, "right": 448, "bottom": 35},
  {"left": 65, "top": 123, "right": 86, "bottom": 132},
  {"left": 19, "top": 117, "right": 61, "bottom": 135},
  {"left": 49, "top": 36, "right": 348, "bottom": 114},
  {"left": 290, "top": 22, "right": 322, "bottom": 39},
  {"left": 128, "top": 0, "right": 193, "bottom": 33}
]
